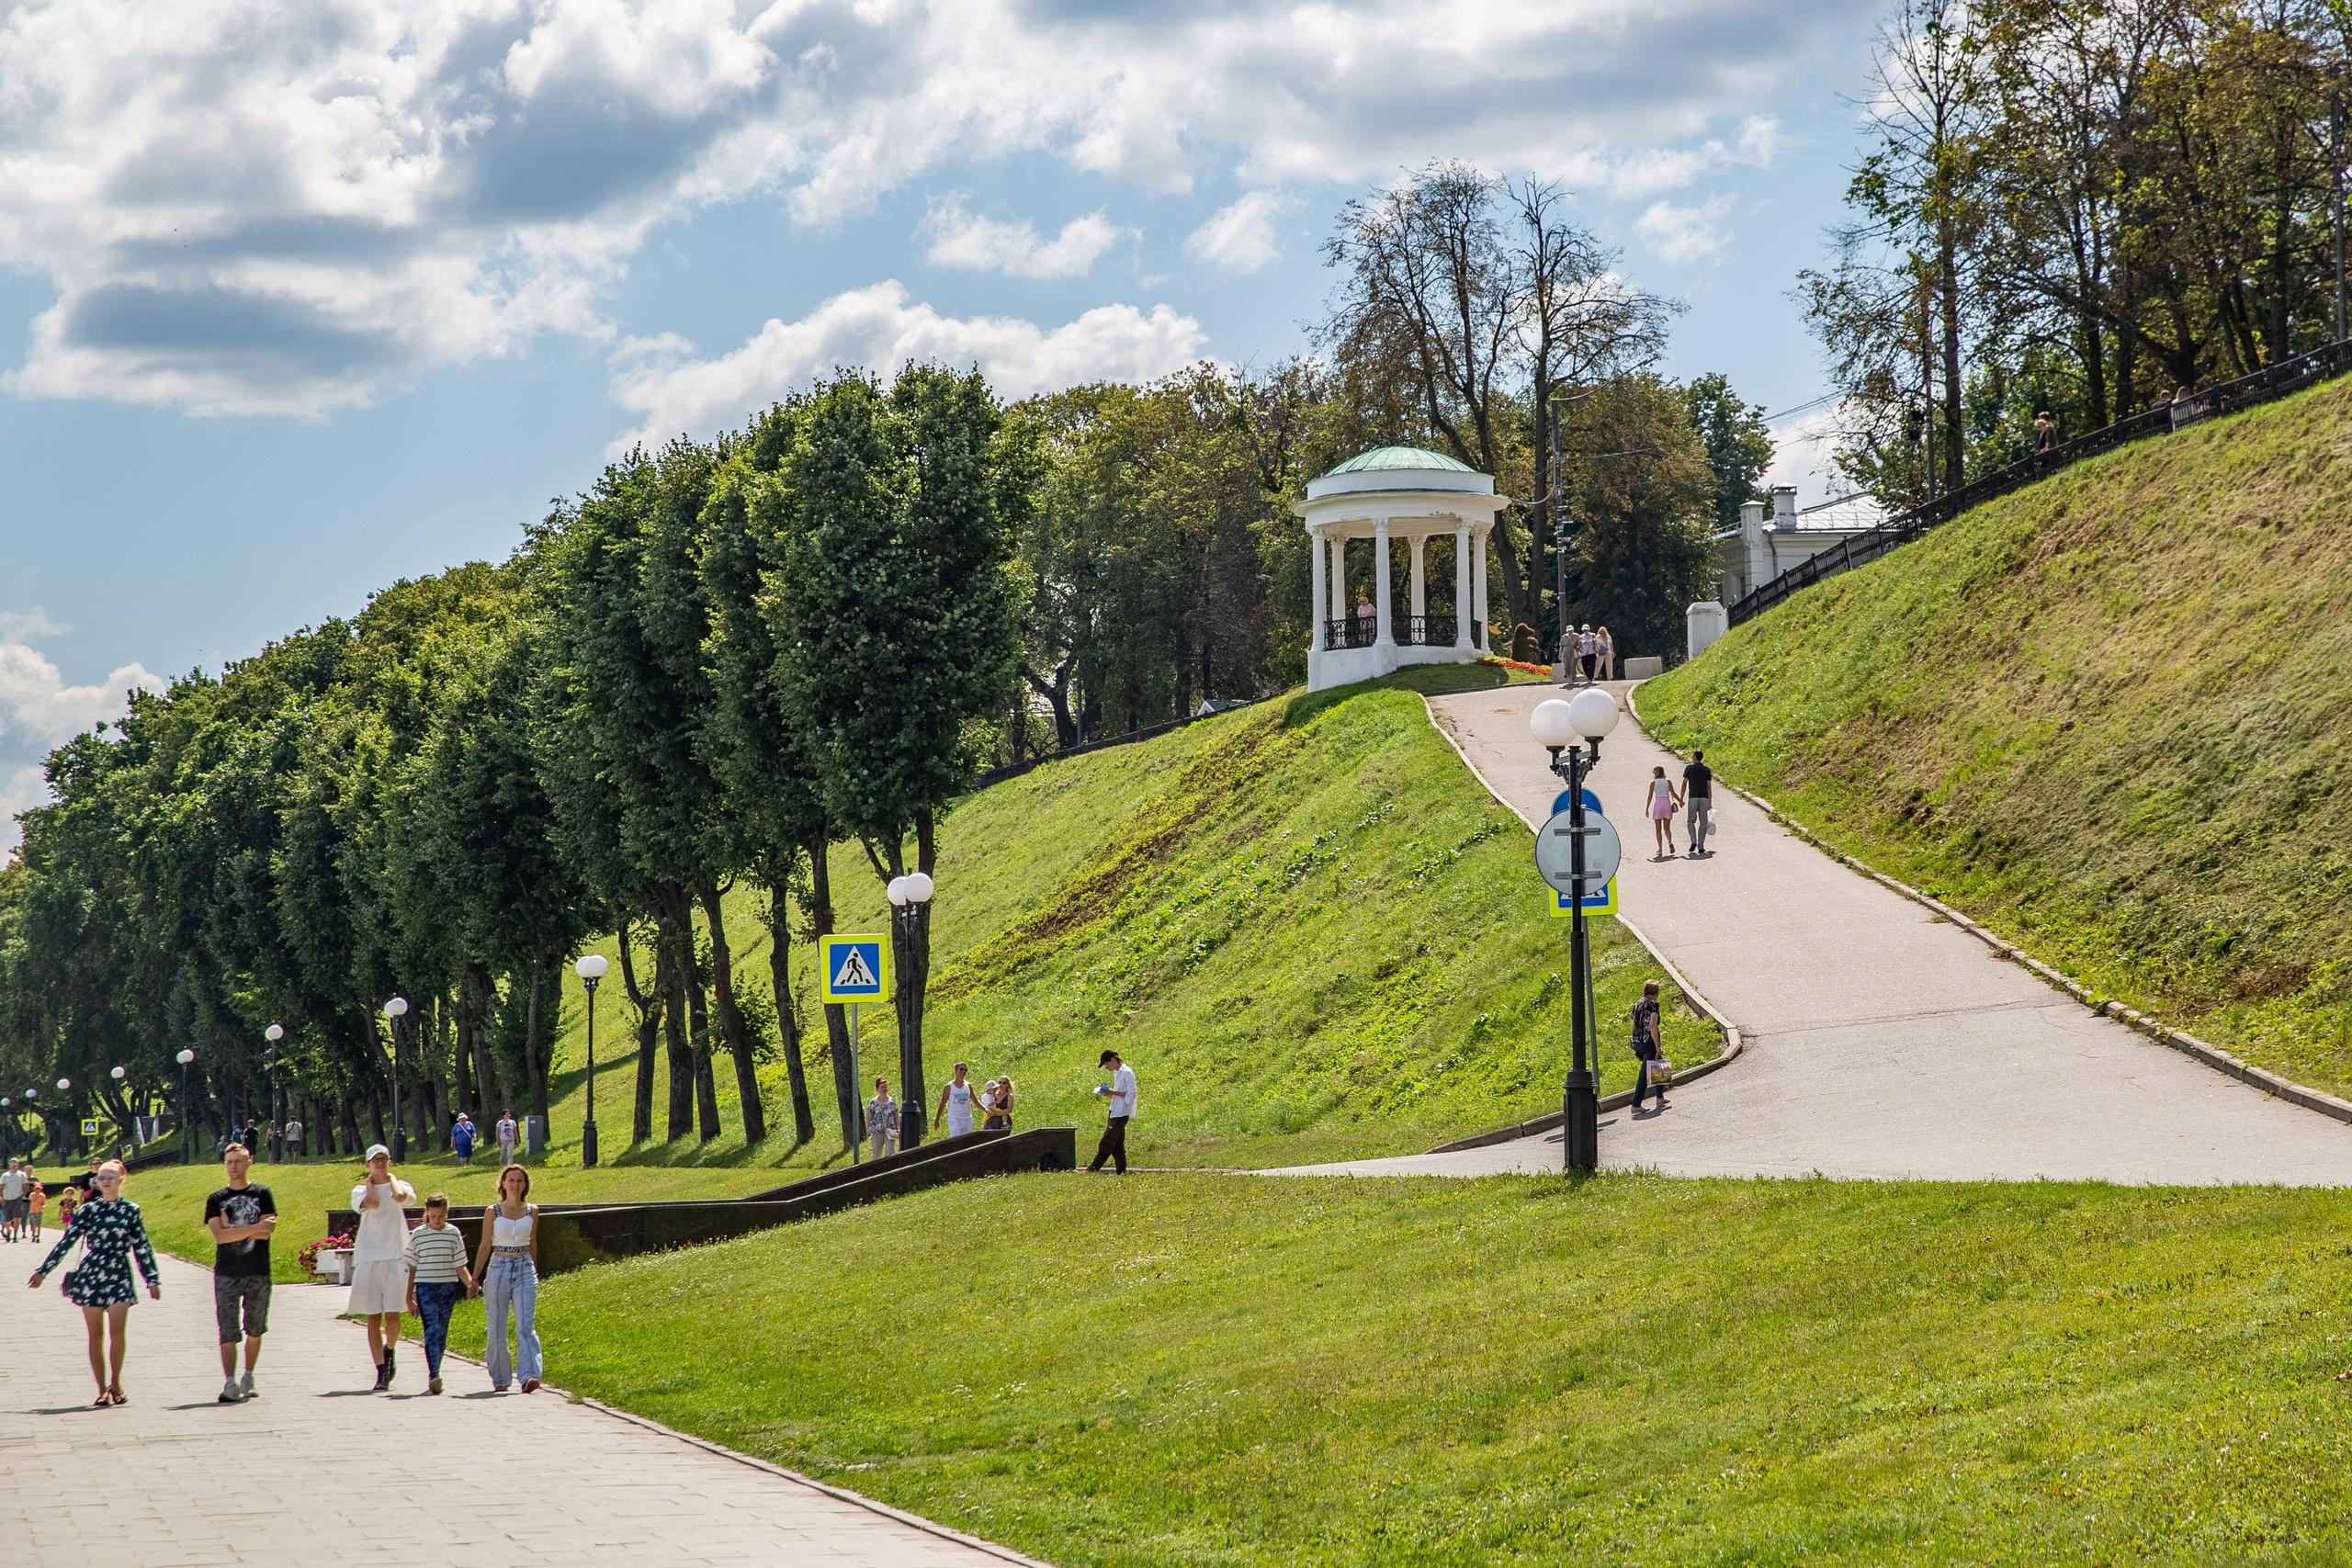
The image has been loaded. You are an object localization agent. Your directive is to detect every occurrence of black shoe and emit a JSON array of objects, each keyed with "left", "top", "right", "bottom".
[
  {"left": 372, "top": 1361, "right": 390, "bottom": 1392},
  {"left": 384, "top": 1345, "right": 396, "bottom": 1381}
]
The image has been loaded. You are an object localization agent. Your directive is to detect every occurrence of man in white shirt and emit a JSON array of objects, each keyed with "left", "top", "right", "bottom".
[
  {"left": 0, "top": 1157, "right": 28, "bottom": 1241},
  {"left": 1089, "top": 1050, "right": 1137, "bottom": 1175}
]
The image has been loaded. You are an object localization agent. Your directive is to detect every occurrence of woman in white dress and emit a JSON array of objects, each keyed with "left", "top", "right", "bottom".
[{"left": 347, "top": 1145, "right": 415, "bottom": 1392}]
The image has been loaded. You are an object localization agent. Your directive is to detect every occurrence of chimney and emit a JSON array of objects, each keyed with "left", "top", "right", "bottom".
[
  {"left": 1739, "top": 497, "right": 1765, "bottom": 541},
  {"left": 1769, "top": 483, "right": 1799, "bottom": 527}
]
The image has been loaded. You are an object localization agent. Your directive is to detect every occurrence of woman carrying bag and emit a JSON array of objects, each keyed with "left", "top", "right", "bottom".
[
  {"left": 25, "top": 1159, "right": 160, "bottom": 1406},
  {"left": 1631, "top": 980, "right": 1671, "bottom": 1112}
]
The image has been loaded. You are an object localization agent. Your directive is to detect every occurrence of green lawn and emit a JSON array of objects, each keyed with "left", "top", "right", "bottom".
[
  {"left": 1643, "top": 374, "right": 2352, "bottom": 1100},
  {"left": 514, "top": 667, "right": 1708, "bottom": 1173},
  {"left": 439, "top": 1170, "right": 2352, "bottom": 1566},
  {"left": 111, "top": 1159, "right": 786, "bottom": 1283}
]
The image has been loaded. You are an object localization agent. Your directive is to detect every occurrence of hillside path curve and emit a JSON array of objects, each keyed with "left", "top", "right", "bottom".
[{"left": 1287, "top": 680, "right": 2352, "bottom": 1184}]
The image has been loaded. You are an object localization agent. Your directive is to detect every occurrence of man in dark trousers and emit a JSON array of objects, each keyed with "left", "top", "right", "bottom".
[
  {"left": 1682, "top": 750, "right": 1715, "bottom": 857},
  {"left": 1089, "top": 1049, "right": 1137, "bottom": 1174}
]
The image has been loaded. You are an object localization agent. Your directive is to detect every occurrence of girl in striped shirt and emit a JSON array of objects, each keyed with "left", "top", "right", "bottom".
[{"left": 403, "top": 1194, "right": 476, "bottom": 1395}]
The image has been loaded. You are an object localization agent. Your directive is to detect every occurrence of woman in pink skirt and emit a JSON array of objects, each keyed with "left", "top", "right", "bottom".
[{"left": 1645, "top": 765, "right": 1683, "bottom": 857}]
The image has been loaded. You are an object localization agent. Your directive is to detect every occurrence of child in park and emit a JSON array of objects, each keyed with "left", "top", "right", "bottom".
[
  {"left": 54, "top": 1183, "right": 76, "bottom": 1235},
  {"left": 403, "top": 1192, "right": 476, "bottom": 1396},
  {"left": 28, "top": 1180, "right": 44, "bottom": 1240}
]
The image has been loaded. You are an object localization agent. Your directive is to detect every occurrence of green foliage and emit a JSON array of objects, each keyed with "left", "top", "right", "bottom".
[
  {"left": 1680, "top": 370, "right": 1774, "bottom": 530},
  {"left": 1642, "top": 376, "right": 2352, "bottom": 1097}
]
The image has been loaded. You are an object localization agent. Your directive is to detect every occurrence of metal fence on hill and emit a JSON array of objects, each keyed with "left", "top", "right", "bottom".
[{"left": 1726, "top": 337, "right": 2352, "bottom": 626}]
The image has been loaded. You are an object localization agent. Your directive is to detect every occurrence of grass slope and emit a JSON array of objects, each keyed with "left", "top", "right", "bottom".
[
  {"left": 524, "top": 667, "right": 1707, "bottom": 1172},
  {"left": 1643, "top": 377, "right": 2352, "bottom": 1097},
  {"left": 463, "top": 1171, "right": 2352, "bottom": 1567}
]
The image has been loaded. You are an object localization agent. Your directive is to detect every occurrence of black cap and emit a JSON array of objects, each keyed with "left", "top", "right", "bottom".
[{"left": 1099, "top": 1049, "right": 1120, "bottom": 1066}]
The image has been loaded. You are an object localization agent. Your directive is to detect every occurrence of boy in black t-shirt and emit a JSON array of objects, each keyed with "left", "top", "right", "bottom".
[
  {"left": 203, "top": 1143, "right": 277, "bottom": 1404},
  {"left": 1681, "top": 751, "right": 1715, "bottom": 856}
]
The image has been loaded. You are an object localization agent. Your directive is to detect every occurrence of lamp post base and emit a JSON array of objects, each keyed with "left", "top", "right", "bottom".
[
  {"left": 392, "top": 1132, "right": 408, "bottom": 1161},
  {"left": 1562, "top": 1070, "right": 1599, "bottom": 1174},
  {"left": 582, "top": 1118, "right": 599, "bottom": 1169}
]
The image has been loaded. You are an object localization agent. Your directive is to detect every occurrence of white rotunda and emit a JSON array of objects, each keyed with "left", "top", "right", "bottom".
[{"left": 1294, "top": 446, "right": 1510, "bottom": 693}]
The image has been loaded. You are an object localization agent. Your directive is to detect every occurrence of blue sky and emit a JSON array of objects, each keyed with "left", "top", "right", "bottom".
[{"left": 0, "top": 0, "right": 1882, "bottom": 849}]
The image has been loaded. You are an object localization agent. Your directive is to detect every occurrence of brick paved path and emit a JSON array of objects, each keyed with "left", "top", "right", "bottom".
[{"left": 0, "top": 1249, "right": 1038, "bottom": 1567}]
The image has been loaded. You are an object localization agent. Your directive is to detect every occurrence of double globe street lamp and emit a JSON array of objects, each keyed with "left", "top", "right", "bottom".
[
  {"left": 265, "top": 1023, "right": 285, "bottom": 1162},
  {"left": 575, "top": 954, "right": 608, "bottom": 1168},
  {"left": 1530, "top": 689, "right": 1622, "bottom": 1175}
]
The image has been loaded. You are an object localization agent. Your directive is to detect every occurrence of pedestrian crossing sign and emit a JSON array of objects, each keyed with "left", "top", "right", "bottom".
[
  {"left": 820, "top": 935, "right": 890, "bottom": 1003},
  {"left": 80, "top": 1118, "right": 98, "bottom": 1136},
  {"left": 1552, "top": 879, "right": 1617, "bottom": 918}
]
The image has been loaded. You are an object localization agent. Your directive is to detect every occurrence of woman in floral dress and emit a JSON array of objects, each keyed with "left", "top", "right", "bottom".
[{"left": 25, "top": 1160, "right": 161, "bottom": 1405}]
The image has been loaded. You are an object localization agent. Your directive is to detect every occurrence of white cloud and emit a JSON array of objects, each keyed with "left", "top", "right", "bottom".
[
  {"left": 1183, "top": 190, "right": 1299, "bottom": 275},
  {"left": 922, "top": 199, "right": 1127, "bottom": 278},
  {"left": 0, "top": 622, "right": 163, "bottom": 856},
  {"left": 1765, "top": 401, "right": 1853, "bottom": 494},
  {"left": 606, "top": 280, "right": 1206, "bottom": 452},
  {"left": 0, "top": 2, "right": 1874, "bottom": 415},
  {"left": 1636, "top": 195, "right": 1736, "bottom": 265}
]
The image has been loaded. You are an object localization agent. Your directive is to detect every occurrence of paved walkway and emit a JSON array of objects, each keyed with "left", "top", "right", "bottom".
[
  {"left": 0, "top": 1250, "right": 1035, "bottom": 1567},
  {"left": 1287, "top": 681, "right": 2352, "bottom": 1184}
]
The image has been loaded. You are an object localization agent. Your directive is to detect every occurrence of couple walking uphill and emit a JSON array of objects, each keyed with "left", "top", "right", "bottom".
[
  {"left": 349, "top": 1145, "right": 543, "bottom": 1394},
  {"left": 1642, "top": 750, "right": 1718, "bottom": 858}
]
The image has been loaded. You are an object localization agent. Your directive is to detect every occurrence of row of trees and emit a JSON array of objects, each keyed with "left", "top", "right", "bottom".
[
  {"left": 0, "top": 166, "right": 1749, "bottom": 1159},
  {"left": 1810, "top": 0, "right": 2352, "bottom": 500}
]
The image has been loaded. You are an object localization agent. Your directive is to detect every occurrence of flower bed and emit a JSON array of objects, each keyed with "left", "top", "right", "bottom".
[
  {"left": 298, "top": 1231, "right": 354, "bottom": 1276},
  {"left": 1476, "top": 656, "right": 1554, "bottom": 676}
]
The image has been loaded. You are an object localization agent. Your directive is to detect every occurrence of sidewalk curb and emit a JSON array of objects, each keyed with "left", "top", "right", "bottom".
[
  {"left": 1416, "top": 692, "right": 1747, "bottom": 1156},
  {"left": 1623, "top": 683, "right": 2352, "bottom": 1131}
]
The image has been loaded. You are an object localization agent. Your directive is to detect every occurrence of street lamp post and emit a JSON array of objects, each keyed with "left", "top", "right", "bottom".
[
  {"left": 175, "top": 1050, "right": 196, "bottom": 1164},
  {"left": 109, "top": 1065, "right": 127, "bottom": 1156},
  {"left": 575, "top": 955, "right": 608, "bottom": 1168},
  {"left": 382, "top": 997, "right": 409, "bottom": 1160},
  {"left": 885, "top": 872, "right": 935, "bottom": 1146},
  {"left": 1531, "top": 691, "right": 1621, "bottom": 1174},
  {"left": 56, "top": 1078, "right": 77, "bottom": 1160},
  {"left": 264, "top": 1023, "right": 284, "bottom": 1163}
]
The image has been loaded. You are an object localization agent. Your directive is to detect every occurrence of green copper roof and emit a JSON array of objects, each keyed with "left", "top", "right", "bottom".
[{"left": 1321, "top": 446, "right": 1476, "bottom": 477}]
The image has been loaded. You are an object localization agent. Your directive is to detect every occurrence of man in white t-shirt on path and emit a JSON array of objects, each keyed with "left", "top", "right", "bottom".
[
  {"left": 1089, "top": 1050, "right": 1137, "bottom": 1175},
  {"left": 0, "top": 1157, "right": 28, "bottom": 1241}
]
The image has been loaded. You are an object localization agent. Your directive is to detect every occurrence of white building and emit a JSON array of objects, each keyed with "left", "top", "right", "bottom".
[
  {"left": 1295, "top": 446, "right": 1512, "bottom": 693},
  {"left": 1714, "top": 482, "right": 1887, "bottom": 605}
]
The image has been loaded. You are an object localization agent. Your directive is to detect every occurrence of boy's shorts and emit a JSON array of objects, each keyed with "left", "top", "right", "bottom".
[{"left": 214, "top": 1274, "right": 272, "bottom": 1342}]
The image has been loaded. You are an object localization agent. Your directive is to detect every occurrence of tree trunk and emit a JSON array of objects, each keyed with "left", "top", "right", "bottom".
[
  {"left": 763, "top": 880, "right": 816, "bottom": 1145},
  {"left": 674, "top": 886, "right": 721, "bottom": 1140},
  {"left": 452, "top": 987, "right": 475, "bottom": 1118},
  {"left": 523, "top": 948, "right": 551, "bottom": 1135},
  {"left": 655, "top": 889, "right": 695, "bottom": 1139},
  {"left": 617, "top": 918, "right": 657, "bottom": 1144},
  {"left": 425, "top": 994, "right": 452, "bottom": 1146},
  {"left": 1939, "top": 224, "right": 1964, "bottom": 491},
  {"left": 700, "top": 881, "right": 767, "bottom": 1144},
  {"left": 806, "top": 833, "right": 861, "bottom": 1149}
]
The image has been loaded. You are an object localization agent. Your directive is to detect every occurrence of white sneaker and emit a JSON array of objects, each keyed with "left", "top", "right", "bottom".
[
  {"left": 219, "top": 1378, "right": 243, "bottom": 1404},
  {"left": 238, "top": 1371, "right": 256, "bottom": 1400}
]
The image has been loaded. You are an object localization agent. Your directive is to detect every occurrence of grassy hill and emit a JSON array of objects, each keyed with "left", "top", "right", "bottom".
[
  {"left": 1642, "top": 376, "right": 2352, "bottom": 1097},
  {"left": 520, "top": 667, "right": 1708, "bottom": 1172},
  {"left": 447, "top": 1170, "right": 2352, "bottom": 1566}
]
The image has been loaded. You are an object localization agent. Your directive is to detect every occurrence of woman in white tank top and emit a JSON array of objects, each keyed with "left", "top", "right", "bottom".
[{"left": 469, "top": 1164, "right": 543, "bottom": 1393}]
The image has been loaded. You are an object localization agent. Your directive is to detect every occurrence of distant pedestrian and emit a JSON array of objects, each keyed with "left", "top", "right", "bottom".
[
  {"left": 495, "top": 1109, "right": 518, "bottom": 1168},
  {"left": 1, "top": 1157, "right": 27, "bottom": 1241},
  {"left": 2034, "top": 410, "right": 2057, "bottom": 452},
  {"left": 54, "top": 1184, "right": 77, "bottom": 1235},
  {"left": 1355, "top": 594, "right": 1375, "bottom": 627},
  {"left": 348, "top": 1144, "right": 416, "bottom": 1392},
  {"left": 1090, "top": 1050, "right": 1137, "bottom": 1174},
  {"left": 938, "top": 1063, "right": 979, "bottom": 1140},
  {"left": 983, "top": 1076, "right": 1015, "bottom": 1133},
  {"left": 865, "top": 1077, "right": 899, "bottom": 1162},
  {"left": 1630, "top": 980, "right": 1669, "bottom": 1111},
  {"left": 1681, "top": 750, "right": 1715, "bottom": 857},
  {"left": 1577, "top": 625, "right": 1598, "bottom": 685},
  {"left": 27, "top": 1159, "right": 160, "bottom": 1406},
  {"left": 204, "top": 1143, "right": 276, "bottom": 1404},
  {"left": 1645, "top": 765, "right": 1682, "bottom": 857},
  {"left": 451, "top": 1113, "right": 477, "bottom": 1168},
  {"left": 471, "top": 1164, "right": 542, "bottom": 1393},
  {"left": 404, "top": 1193, "right": 474, "bottom": 1395},
  {"left": 283, "top": 1116, "right": 304, "bottom": 1161},
  {"left": 28, "top": 1180, "right": 46, "bottom": 1241},
  {"left": 1596, "top": 626, "right": 1616, "bottom": 681}
]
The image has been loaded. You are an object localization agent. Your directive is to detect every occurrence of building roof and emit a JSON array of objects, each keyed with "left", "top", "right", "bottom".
[
  {"left": 1321, "top": 446, "right": 1476, "bottom": 477},
  {"left": 1790, "top": 492, "right": 1886, "bottom": 531}
]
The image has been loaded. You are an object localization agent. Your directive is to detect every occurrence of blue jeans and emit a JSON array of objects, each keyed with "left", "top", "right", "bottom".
[
  {"left": 482, "top": 1256, "right": 541, "bottom": 1387},
  {"left": 413, "top": 1280, "right": 460, "bottom": 1377}
]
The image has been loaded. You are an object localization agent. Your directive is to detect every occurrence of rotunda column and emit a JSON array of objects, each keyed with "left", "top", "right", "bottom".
[
  {"left": 1308, "top": 524, "right": 1328, "bottom": 664},
  {"left": 1453, "top": 521, "right": 1472, "bottom": 649},
  {"left": 1374, "top": 516, "right": 1395, "bottom": 647}
]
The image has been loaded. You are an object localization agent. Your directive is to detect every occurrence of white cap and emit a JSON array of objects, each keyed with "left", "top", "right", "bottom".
[{"left": 365, "top": 1143, "right": 390, "bottom": 1161}]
